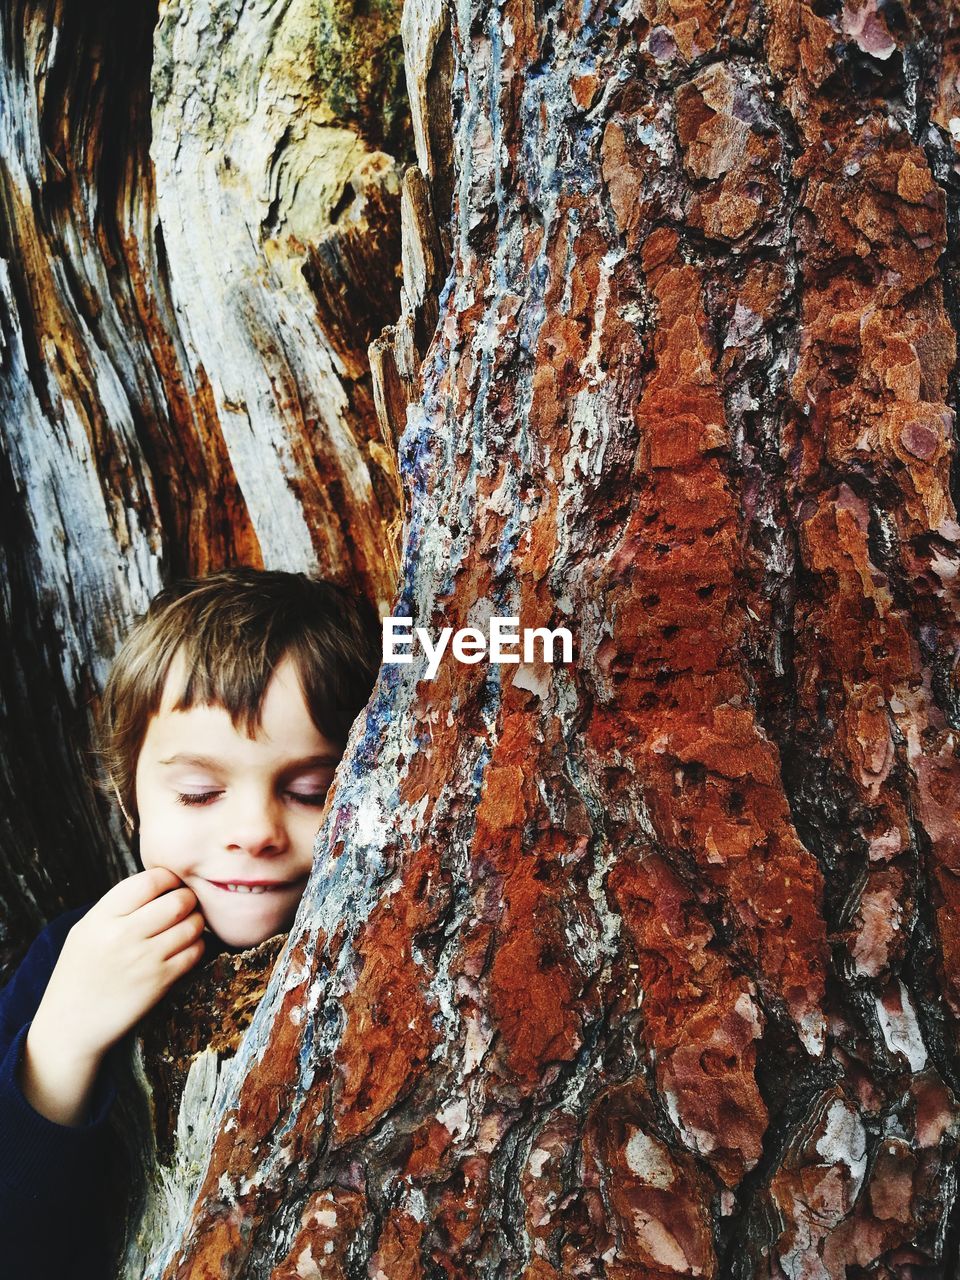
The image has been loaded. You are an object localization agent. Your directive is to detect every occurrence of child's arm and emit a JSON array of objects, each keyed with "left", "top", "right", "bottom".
[{"left": 20, "top": 866, "right": 205, "bottom": 1126}]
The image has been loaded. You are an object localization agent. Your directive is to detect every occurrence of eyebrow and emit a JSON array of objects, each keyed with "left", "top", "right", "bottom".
[{"left": 158, "top": 753, "right": 341, "bottom": 770}]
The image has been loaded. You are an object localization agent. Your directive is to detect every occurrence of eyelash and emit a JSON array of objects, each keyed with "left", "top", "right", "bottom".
[{"left": 175, "top": 791, "right": 329, "bottom": 808}]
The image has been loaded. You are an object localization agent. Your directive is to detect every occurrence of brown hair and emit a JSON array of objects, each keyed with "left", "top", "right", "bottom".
[{"left": 98, "top": 567, "right": 379, "bottom": 825}]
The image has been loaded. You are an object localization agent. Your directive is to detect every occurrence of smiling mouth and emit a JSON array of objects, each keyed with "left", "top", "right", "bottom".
[{"left": 207, "top": 879, "right": 304, "bottom": 895}]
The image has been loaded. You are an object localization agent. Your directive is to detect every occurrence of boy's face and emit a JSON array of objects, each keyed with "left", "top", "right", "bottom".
[{"left": 135, "top": 654, "right": 342, "bottom": 948}]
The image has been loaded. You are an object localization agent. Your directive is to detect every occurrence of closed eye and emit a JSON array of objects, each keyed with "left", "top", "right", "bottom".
[{"left": 174, "top": 790, "right": 329, "bottom": 808}]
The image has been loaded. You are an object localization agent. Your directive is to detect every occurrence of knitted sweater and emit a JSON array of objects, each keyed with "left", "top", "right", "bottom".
[{"left": 0, "top": 905, "right": 121, "bottom": 1280}]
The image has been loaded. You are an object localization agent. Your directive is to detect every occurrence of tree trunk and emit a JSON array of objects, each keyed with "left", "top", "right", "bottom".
[
  {"left": 5, "top": 0, "right": 960, "bottom": 1278},
  {"left": 146, "top": 2, "right": 960, "bottom": 1278}
]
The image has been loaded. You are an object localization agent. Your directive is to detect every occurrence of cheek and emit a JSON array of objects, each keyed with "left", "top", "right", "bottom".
[
  {"left": 137, "top": 801, "right": 200, "bottom": 875},
  {"left": 292, "top": 812, "right": 323, "bottom": 841},
  {"left": 290, "top": 812, "right": 324, "bottom": 863}
]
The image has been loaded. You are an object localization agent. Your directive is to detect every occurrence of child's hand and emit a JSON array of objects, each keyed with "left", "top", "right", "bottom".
[
  {"left": 20, "top": 867, "right": 205, "bottom": 1126},
  {"left": 39, "top": 866, "right": 205, "bottom": 1056}
]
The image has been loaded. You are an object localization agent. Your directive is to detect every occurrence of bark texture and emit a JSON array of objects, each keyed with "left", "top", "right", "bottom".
[
  {"left": 5, "top": 0, "right": 960, "bottom": 1277},
  {"left": 151, "top": 3, "right": 960, "bottom": 1279}
]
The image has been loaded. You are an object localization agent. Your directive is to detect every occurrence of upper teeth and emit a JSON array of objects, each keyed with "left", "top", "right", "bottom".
[{"left": 223, "top": 883, "right": 270, "bottom": 893}]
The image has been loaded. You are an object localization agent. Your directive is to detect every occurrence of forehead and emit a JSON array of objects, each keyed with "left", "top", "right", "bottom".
[{"left": 143, "top": 652, "right": 340, "bottom": 763}]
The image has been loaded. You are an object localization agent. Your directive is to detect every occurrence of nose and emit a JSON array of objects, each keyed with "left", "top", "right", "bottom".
[{"left": 223, "top": 790, "right": 289, "bottom": 857}]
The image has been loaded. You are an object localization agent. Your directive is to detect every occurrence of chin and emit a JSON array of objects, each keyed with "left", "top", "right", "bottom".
[
  {"left": 201, "top": 903, "right": 294, "bottom": 950},
  {"left": 209, "top": 920, "right": 287, "bottom": 949}
]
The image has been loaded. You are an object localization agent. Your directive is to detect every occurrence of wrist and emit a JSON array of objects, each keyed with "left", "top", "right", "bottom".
[
  {"left": 28, "top": 1001, "right": 108, "bottom": 1070},
  {"left": 20, "top": 1020, "right": 106, "bottom": 1128}
]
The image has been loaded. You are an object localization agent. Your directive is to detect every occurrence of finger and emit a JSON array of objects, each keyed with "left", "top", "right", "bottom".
[
  {"left": 154, "top": 911, "right": 206, "bottom": 961},
  {"left": 163, "top": 935, "right": 206, "bottom": 976},
  {"left": 100, "top": 867, "right": 184, "bottom": 916},
  {"left": 134, "top": 887, "right": 200, "bottom": 938}
]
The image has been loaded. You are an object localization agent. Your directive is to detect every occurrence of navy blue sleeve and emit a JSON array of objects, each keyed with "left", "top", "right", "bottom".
[{"left": 0, "top": 905, "right": 118, "bottom": 1276}]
